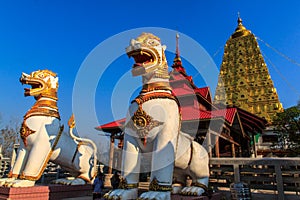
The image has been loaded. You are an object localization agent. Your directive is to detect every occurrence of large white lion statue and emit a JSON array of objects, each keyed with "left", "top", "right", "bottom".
[
  {"left": 0, "top": 69, "right": 97, "bottom": 187},
  {"left": 105, "top": 33, "right": 209, "bottom": 200}
]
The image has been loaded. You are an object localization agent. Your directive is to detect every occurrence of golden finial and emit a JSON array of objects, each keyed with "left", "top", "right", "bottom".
[
  {"left": 237, "top": 12, "right": 243, "bottom": 25},
  {"left": 231, "top": 12, "right": 251, "bottom": 38}
]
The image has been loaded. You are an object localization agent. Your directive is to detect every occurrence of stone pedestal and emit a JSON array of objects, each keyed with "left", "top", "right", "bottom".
[
  {"left": 0, "top": 186, "right": 48, "bottom": 200},
  {"left": 49, "top": 184, "right": 92, "bottom": 199},
  {"left": 0, "top": 184, "right": 92, "bottom": 200}
]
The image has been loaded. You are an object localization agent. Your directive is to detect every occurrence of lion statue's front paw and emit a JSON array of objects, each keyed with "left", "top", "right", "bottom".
[
  {"left": 180, "top": 186, "right": 205, "bottom": 196},
  {"left": 4, "top": 179, "right": 35, "bottom": 187},
  {"left": 0, "top": 178, "right": 16, "bottom": 186},
  {"left": 51, "top": 177, "right": 86, "bottom": 185},
  {"left": 104, "top": 188, "right": 138, "bottom": 200},
  {"left": 171, "top": 183, "right": 183, "bottom": 194},
  {"left": 138, "top": 191, "right": 171, "bottom": 200}
]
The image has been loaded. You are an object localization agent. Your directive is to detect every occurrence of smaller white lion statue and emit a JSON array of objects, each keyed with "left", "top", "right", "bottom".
[{"left": 0, "top": 69, "right": 97, "bottom": 187}]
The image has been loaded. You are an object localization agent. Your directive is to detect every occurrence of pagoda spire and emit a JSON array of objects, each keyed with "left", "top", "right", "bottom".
[
  {"left": 172, "top": 33, "right": 185, "bottom": 73},
  {"left": 175, "top": 33, "right": 181, "bottom": 59},
  {"left": 237, "top": 12, "right": 242, "bottom": 25},
  {"left": 169, "top": 32, "right": 195, "bottom": 88},
  {"left": 214, "top": 17, "right": 283, "bottom": 122}
]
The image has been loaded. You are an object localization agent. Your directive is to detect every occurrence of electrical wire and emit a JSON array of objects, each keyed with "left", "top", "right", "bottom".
[
  {"left": 261, "top": 50, "right": 300, "bottom": 96},
  {"left": 256, "top": 36, "right": 300, "bottom": 67},
  {"left": 257, "top": 35, "right": 300, "bottom": 96},
  {"left": 192, "top": 44, "right": 224, "bottom": 80}
]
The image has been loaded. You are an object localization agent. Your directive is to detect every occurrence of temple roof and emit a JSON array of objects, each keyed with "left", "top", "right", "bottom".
[
  {"left": 96, "top": 118, "right": 125, "bottom": 133},
  {"left": 96, "top": 106, "right": 266, "bottom": 134},
  {"left": 181, "top": 107, "right": 237, "bottom": 125},
  {"left": 195, "top": 87, "right": 211, "bottom": 101},
  {"left": 96, "top": 108, "right": 237, "bottom": 132}
]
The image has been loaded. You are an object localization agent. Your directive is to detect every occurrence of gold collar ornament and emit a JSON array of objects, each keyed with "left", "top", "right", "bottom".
[
  {"left": 140, "top": 82, "right": 172, "bottom": 94},
  {"left": 127, "top": 106, "right": 164, "bottom": 146},
  {"left": 20, "top": 121, "right": 36, "bottom": 147},
  {"left": 126, "top": 92, "right": 179, "bottom": 146},
  {"left": 24, "top": 99, "right": 60, "bottom": 120}
]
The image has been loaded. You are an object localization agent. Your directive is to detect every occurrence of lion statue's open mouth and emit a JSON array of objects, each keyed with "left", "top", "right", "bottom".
[
  {"left": 19, "top": 70, "right": 57, "bottom": 99},
  {"left": 20, "top": 73, "right": 45, "bottom": 97},
  {"left": 129, "top": 50, "right": 154, "bottom": 67},
  {"left": 127, "top": 49, "right": 156, "bottom": 76},
  {"left": 126, "top": 32, "right": 168, "bottom": 78}
]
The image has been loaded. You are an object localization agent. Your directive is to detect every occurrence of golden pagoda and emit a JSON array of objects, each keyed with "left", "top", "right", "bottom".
[{"left": 214, "top": 16, "right": 283, "bottom": 122}]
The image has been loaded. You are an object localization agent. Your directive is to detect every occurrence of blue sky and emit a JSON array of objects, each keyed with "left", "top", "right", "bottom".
[{"left": 1, "top": 0, "right": 300, "bottom": 132}]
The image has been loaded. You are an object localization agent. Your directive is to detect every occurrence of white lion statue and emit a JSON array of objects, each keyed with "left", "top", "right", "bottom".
[
  {"left": 105, "top": 33, "right": 209, "bottom": 200},
  {"left": 0, "top": 69, "right": 97, "bottom": 187}
]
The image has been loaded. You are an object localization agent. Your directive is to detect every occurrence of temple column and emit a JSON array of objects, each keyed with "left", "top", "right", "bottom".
[
  {"left": 231, "top": 143, "right": 236, "bottom": 158},
  {"left": 215, "top": 136, "right": 220, "bottom": 158},
  {"left": 108, "top": 136, "right": 115, "bottom": 174},
  {"left": 104, "top": 135, "right": 115, "bottom": 188},
  {"left": 252, "top": 132, "right": 257, "bottom": 158},
  {"left": 207, "top": 131, "right": 212, "bottom": 158}
]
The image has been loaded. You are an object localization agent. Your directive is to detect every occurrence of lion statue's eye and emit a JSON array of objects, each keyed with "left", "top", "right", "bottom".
[{"left": 148, "top": 40, "right": 159, "bottom": 46}]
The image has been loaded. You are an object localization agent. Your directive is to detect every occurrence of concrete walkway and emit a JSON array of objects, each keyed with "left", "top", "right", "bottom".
[
  {"left": 217, "top": 187, "right": 300, "bottom": 200},
  {"left": 62, "top": 191, "right": 300, "bottom": 200},
  {"left": 62, "top": 185, "right": 300, "bottom": 200}
]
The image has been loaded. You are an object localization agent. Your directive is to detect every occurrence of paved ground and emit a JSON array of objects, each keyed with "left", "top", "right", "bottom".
[
  {"left": 63, "top": 197, "right": 92, "bottom": 200},
  {"left": 61, "top": 183, "right": 300, "bottom": 200},
  {"left": 62, "top": 190, "right": 300, "bottom": 200},
  {"left": 217, "top": 187, "right": 300, "bottom": 200}
]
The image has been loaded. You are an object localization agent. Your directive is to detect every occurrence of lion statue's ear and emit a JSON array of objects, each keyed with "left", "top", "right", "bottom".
[{"left": 50, "top": 77, "right": 59, "bottom": 88}]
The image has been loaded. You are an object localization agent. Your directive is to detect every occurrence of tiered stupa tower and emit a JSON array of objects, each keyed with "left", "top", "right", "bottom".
[{"left": 214, "top": 16, "right": 283, "bottom": 122}]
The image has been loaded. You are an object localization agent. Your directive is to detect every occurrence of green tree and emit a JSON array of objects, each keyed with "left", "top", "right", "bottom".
[{"left": 272, "top": 106, "right": 300, "bottom": 156}]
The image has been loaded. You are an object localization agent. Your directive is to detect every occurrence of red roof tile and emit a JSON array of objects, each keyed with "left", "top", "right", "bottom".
[
  {"left": 195, "top": 87, "right": 209, "bottom": 99},
  {"left": 181, "top": 106, "right": 237, "bottom": 125},
  {"left": 96, "top": 118, "right": 125, "bottom": 131},
  {"left": 172, "top": 85, "right": 195, "bottom": 96},
  {"left": 212, "top": 108, "right": 237, "bottom": 125},
  {"left": 170, "top": 73, "right": 187, "bottom": 82}
]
